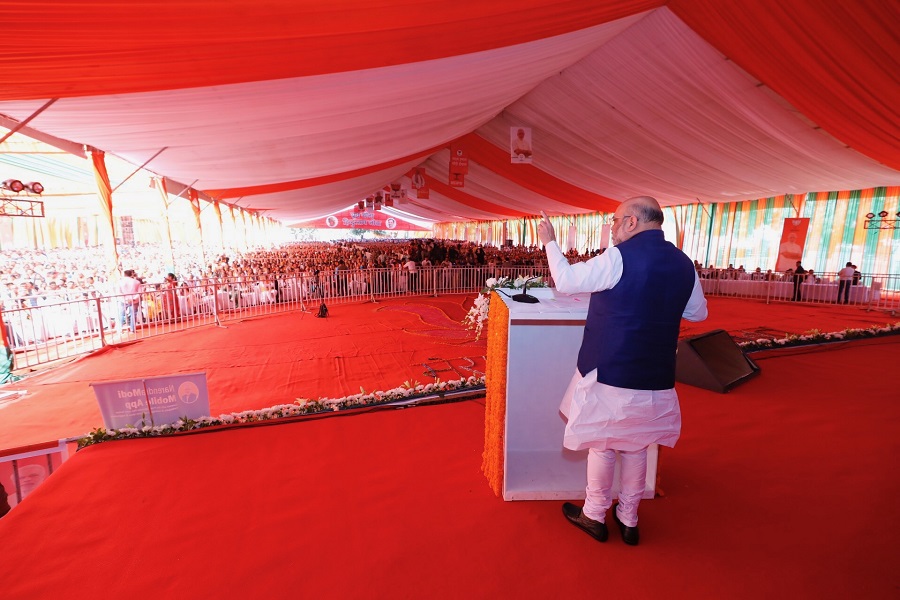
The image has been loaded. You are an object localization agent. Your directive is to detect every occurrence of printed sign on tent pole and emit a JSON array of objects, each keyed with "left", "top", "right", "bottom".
[
  {"left": 510, "top": 126, "right": 533, "bottom": 164},
  {"left": 449, "top": 143, "right": 468, "bottom": 188}
]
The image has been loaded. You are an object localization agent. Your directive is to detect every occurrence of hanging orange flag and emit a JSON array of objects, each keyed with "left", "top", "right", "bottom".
[
  {"left": 89, "top": 150, "right": 119, "bottom": 278},
  {"left": 188, "top": 189, "right": 202, "bottom": 232}
]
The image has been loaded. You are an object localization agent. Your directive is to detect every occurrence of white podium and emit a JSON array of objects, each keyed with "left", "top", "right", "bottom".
[{"left": 484, "top": 289, "right": 658, "bottom": 501}]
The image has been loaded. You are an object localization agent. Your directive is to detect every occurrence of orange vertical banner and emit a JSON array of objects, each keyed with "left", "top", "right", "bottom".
[
  {"left": 228, "top": 204, "right": 237, "bottom": 250},
  {"left": 212, "top": 200, "right": 224, "bottom": 251},
  {"left": 89, "top": 150, "right": 119, "bottom": 278},
  {"left": 227, "top": 204, "right": 236, "bottom": 249},
  {"left": 154, "top": 177, "right": 176, "bottom": 272},
  {"left": 775, "top": 218, "right": 810, "bottom": 272},
  {"left": 239, "top": 209, "right": 248, "bottom": 246},
  {"left": 188, "top": 189, "right": 202, "bottom": 232},
  {"left": 252, "top": 212, "right": 260, "bottom": 245},
  {"left": 188, "top": 188, "right": 206, "bottom": 263}
]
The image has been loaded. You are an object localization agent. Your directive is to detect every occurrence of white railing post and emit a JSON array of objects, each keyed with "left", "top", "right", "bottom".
[{"left": 95, "top": 296, "right": 107, "bottom": 348}]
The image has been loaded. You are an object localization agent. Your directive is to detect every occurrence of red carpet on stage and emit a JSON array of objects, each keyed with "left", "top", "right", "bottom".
[
  {"left": 0, "top": 296, "right": 898, "bottom": 598},
  {"left": 0, "top": 295, "right": 891, "bottom": 450}
]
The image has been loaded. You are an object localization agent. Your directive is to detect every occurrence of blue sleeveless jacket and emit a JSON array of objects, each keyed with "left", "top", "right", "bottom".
[{"left": 576, "top": 229, "right": 695, "bottom": 390}]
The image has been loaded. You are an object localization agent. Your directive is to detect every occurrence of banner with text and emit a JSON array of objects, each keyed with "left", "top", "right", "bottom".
[
  {"left": 305, "top": 208, "right": 430, "bottom": 231},
  {"left": 91, "top": 372, "right": 210, "bottom": 429},
  {"left": 449, "top": 142, "right": 468, "bottom": 187}
]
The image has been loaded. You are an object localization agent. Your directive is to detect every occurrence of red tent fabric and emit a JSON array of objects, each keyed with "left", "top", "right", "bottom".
[{"left": 0, "top": 1, "right": 896, "bottom": 223}]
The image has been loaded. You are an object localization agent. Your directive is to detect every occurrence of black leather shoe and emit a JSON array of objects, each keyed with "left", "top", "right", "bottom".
[
  {"left": 613, "top": 507, "right": 640, "bottom": 546},
  {"left": 562, "top": 502, "right": 608, "bottom": 542}
]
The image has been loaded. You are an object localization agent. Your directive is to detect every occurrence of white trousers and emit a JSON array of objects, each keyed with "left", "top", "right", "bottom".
[{"left": 581, "top": 447, "right": 648, "bottom": 527}]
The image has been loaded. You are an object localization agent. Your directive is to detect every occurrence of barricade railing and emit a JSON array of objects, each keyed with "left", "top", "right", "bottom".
[
  {"left": 9, "top": 265, "right": 896, "bottom": 371},
  {"left": 698, "top": 271, "right": 899, "bottom": 313},
  {"left": 3, "top": 267, "right": 554, "bottom": 370},
  {"left": 2, "top": 297, "right": 107, "bottom": 367},
  {"left": 865, "top": 274, "right": 900, "bottom": 315}
]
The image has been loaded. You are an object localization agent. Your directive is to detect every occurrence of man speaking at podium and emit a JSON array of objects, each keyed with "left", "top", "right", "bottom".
[{"left": 537, "top": 197, "right": 707, "bottom": 545}]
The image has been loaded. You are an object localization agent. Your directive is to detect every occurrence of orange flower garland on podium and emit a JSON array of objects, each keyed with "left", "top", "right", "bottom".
[
  {"left": 481, "top": 289, "right": 660, "bottom": 501},
  {"left": 481, "top": 290, "right": 510, "bottom": 496}
]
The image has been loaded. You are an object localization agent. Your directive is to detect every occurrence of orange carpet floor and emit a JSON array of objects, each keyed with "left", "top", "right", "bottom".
[{"left": 0, "top": 295, "right": 898, "bottom": 598}]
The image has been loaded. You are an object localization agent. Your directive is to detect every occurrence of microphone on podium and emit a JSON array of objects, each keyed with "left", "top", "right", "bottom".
[{"left": 512, "top": 276, "right": 541, "bottom": 304}]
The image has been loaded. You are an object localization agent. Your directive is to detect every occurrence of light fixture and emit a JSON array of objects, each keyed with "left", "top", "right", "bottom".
[
  {"left": 878, "top": 210, "right": 889, "bottom": 218},
  {"left": 865, "top": 212, "right": 875, "bottom": 219},
  {"left": 1, "top": 179, "right": 24, "bottom": 193},
  {"left": 896, "top": 211, "right": 900, "bottom": 218},
  {"left": 24, "top": 181, "right": 44, "bottom": 195}
]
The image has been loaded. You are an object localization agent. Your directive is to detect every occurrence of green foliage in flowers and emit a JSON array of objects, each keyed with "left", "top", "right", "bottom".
[{"left": 738, "top": 322, "right": 900, "bottom": 352}]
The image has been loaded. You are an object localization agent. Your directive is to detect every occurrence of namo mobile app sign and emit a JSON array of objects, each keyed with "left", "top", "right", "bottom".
[{"left": 91, "top": 373, "right": 210, "bottom": 429}]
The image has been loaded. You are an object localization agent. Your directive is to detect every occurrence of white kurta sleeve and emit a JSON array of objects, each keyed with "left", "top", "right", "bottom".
[
  {"left": 545, "top": 241, "right": 622, "bottom": 294},
  {"left": 682, "top": 271, "right": 708, "bottom": 322}
]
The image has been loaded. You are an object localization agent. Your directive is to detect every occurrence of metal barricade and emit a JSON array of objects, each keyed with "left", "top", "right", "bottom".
[
  {"left": 697, "top": 271, "right": 898, "bottom": 311},
  {"left": 0, "top": 265, "right": 546, "bottom": 370},
  {"left": 865, "top": 274, "right": 900, "bottom": 315},
  {"left": 3, "top": 299, "right": 106, "bottom": 368}
]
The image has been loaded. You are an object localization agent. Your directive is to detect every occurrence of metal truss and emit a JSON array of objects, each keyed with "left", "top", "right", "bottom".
[
  {"left": 863, "top": 219, "right": 899, "bottom": 230},
  {"left": 0, "top": 197, "right": 45, "bottom": 218}
]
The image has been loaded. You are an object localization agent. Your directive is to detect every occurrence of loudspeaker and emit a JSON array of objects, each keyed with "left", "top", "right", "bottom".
[{"left": 675, "top": 329, "right": 759, "bottom": 393}]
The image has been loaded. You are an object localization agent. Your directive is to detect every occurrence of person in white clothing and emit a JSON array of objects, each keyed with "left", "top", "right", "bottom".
[
  {"left": 837, "top": 262, "right": 854, "bottom": 304},
  {"left": 403, "top": 258, "right": 418, "bottom": 292},
  {"left": 117, "top": 269, "right": 144, "bottom": 332},
  {"left": 537, "top": 197, "right": 708, "bottom": 545}
]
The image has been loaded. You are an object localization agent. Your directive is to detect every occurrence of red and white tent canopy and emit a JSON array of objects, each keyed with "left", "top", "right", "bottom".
[{"left": 0, "top": 0, "right": 897, "bottom": 225}]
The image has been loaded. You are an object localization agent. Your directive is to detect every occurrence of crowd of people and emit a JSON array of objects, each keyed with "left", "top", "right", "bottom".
[
  {"left": 1, "top": 238, "right": 547, "bottom": 308},
  {"left": 1, "top": 239, "right": 558, "bottom": 342},
  {"left": 1, "top": 239, "right": 863, "bottom": 322}
]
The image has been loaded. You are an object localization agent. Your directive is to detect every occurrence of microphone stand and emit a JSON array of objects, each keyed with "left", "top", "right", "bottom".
[{"left": 512, "top": 276, "right": 541, "bottom": 304}]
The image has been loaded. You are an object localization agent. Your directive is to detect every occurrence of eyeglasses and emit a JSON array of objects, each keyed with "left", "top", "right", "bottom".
[{"left": 611, "top": 214, "right": 636, "bottom": 225}]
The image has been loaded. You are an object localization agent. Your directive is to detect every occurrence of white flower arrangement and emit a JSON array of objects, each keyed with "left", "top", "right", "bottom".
[
  {"left": 463, "top": 276, "right": 549, "bottom": 339},
  {"left": 737, "top": 321, "right": 900, "bottom": 352},
  {"left": 77, "top": 375, "right": 486, "bottom": 448}
]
